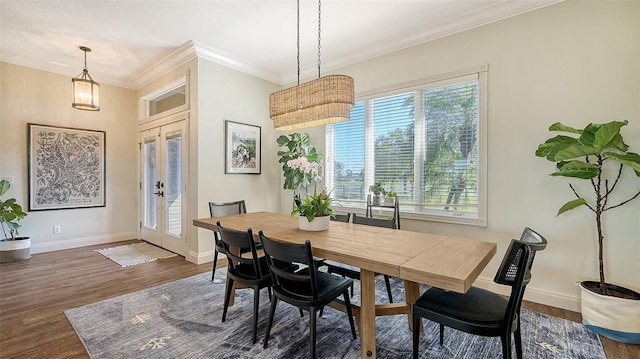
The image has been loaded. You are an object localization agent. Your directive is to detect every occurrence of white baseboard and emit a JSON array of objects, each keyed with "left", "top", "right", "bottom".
[
  {"left": 30, "top": 232, "right": 138, "bottom": 254},
  {"left": 474, "top": 276, "right": 581, "bottom": 312},
  {"left": 186, "top": 249, "right": 215, "bottom": 265}
]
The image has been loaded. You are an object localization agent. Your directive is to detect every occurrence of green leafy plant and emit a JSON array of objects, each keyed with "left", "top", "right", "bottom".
[
  {"left": 535, "top": 120, "right": 640, "bottom": 296},
  {"left": 277, "top": 133, "right": 322, "bottom": 191},
  {"left": 277, "top": 133, "right": 333, "bottom": 222},
  {"left": 291, "top": 189, "right": 335, "bottom": 222},
  {"left": 0, "top": 180, "right": 28, "bottom": 240},
  {"left": 369, "top": 182, "right": 386, "bottom": 196}
]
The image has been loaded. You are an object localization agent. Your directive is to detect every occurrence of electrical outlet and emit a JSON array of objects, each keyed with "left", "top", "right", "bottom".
[{"left": 53, "top": 226, "right": 61, "bottom": 234}]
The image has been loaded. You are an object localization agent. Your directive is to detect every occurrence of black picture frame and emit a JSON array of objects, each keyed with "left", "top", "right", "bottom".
[
  {"left": 28, "top": 123, "right": 106, "bottom": 210},
  {"left": 224, "top": 120, "right": 261, "bottom": 174}
]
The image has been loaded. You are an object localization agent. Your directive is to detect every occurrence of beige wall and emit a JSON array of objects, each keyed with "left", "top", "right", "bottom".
[
  {"left": 194, "top": 58, "right": 282, "bottom": 261},
  {"left": 0, "top": 62, "right": 138, "bottom": 251},
  {"left": 315, "top": 0, "right": 639, "bottom": 310}
]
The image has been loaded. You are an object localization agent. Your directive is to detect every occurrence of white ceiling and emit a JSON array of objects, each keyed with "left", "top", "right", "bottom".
[{"left": 0, "top": 0, "right": 561, "bottom": 89}]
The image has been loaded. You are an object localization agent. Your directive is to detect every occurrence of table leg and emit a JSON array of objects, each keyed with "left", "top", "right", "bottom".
[
  {"left": 360, "top": 269, "right": 376, "bottom": 358},
  {"left": 404, "top": 280, "right": 421, "bottom": 332}
]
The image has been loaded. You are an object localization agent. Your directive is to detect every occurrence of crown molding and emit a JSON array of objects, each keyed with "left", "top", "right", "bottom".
[
  {"left": 191, "top": 41, "right": 281, "bottom": 85},
  {"left": 128, "top": 41, "right": 198, "bottom": 90},
  {"left": 129, "top": 40, "right": 281, "bottom": 90}
]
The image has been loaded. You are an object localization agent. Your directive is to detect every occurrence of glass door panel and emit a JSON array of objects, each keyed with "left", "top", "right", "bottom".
[
  {"left": 144, "top": 139, "right": 158, "bottom": 230},
  {"left": 139, "top": 120, "right": 187, "bottom": 255},
  {"left": 164, "top": 131, "right": 182, "bottom": 237}
]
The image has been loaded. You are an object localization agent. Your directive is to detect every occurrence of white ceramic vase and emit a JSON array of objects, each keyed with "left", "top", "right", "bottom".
[{"left": 298, "top": 215, "right": 330, "bottom": 231}]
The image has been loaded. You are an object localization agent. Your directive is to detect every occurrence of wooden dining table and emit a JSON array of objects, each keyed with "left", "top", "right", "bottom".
[{"left": 193, "top": 211, "right": 496, "bottom": 359}]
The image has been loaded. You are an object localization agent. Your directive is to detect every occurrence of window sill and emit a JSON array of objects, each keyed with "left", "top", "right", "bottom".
[{"left": 333, "top": 204, "right": 487, "bottom": 227}]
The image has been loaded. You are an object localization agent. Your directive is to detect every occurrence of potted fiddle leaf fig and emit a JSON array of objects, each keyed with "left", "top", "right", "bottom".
[
  {"left": 0, "top": 179, "right": 31, "bottom": 262},
  {"left": 535, "top": 120, "right": 640, "bottom": 344}
]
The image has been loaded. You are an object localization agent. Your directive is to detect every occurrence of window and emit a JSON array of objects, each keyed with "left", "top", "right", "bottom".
[
  {"left": 139, "top": 71, "right": 190, "bottom": 122},
  {"left": 326, "top": 67, "right": 487, "bottom": 226},
  {"left": 148, "top": 84, "right": 186, "bottom": 117}
]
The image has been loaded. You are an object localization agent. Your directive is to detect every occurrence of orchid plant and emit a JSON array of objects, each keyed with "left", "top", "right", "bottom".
[{"left": 277, "top": 133, "right": 334, "bottom": 221}]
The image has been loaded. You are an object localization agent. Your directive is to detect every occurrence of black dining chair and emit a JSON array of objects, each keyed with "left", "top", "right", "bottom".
[
  {"left": 209, "top": 200, "right": 246, "bottom": 281},
  {"left": 331, "top": 212, "right": 351, "bottom": 223},
  {"left": 511, "top": 227, "right": 547, "bottom": 357},
  {"left": 216, "top": 221, "right": 270, "bottom": 344},
  {"left": 412, "top": 238, "right": 537, "bottom": 359},
  {"left": 324, "top": 213, "right": 395, "bottom": 302},
  {"left": 259, "top": 231, "right": 357, "bottom": 359}
]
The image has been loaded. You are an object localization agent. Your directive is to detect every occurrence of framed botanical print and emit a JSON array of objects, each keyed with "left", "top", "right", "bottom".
[
  {"left": 224, "top": 120, "right": 261, "bottom": 174},
  {"left": 28, "top": 123, "right": 106, "bottom": 210}
]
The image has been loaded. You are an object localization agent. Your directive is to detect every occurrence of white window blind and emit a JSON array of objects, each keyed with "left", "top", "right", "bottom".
[{"left": 326, "top": 68, "right": 486, "bottom": 225}]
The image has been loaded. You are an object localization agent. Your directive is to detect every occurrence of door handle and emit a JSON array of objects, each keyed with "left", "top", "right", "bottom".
[{"left": 153, "top": 191, "right": 164, "bottom": 197}]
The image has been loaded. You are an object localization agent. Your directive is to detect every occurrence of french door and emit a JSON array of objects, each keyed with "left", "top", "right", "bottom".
[{"left": 139, "top": 120, "right": 187, "bottom": 256}]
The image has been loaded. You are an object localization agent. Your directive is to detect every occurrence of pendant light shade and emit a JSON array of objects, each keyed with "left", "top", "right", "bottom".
[
  {"left": 270, "top": 0, "right": 354, "bottom": 130},
  {"left": 72, "top": 46, "right": 100, "bottom": 111},
  {"left": 270, "top": 75, "right": 354, "bottom": 130}
]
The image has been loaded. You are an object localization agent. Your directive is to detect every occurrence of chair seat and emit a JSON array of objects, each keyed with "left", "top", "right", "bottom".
[
  {"left": 229, "top": 258, "right": 271, "bottom": 282},
  {"left": 324, "top": 260, "right": 394, "bottom": 303},
  {"left": 416, "top": 286, "right": 508, "bottom": 324},
  {"left": 324, "top": 260, "right": 360, "bottom": 278},
  {"left": 276, "top": 268, "right": 353, "bottom": 307}
]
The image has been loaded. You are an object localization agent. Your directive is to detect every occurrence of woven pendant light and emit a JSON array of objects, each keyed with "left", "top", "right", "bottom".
[{"left": 270, "top": 0, "right": 354, "bottom": 130}]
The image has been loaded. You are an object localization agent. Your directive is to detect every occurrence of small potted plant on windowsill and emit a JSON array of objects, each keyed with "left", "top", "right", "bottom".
[
  {"left": 383, "top": 190, "right": 397, "bottom": 206},
  {"left": 535, "top": 120, "right": 640, "bottom": 344},
  {"left": 0, "top": 179, "right": 30, "bottom": 262},
  {"left": 369, "top": 182, "right": 385, "bottom": 205}
]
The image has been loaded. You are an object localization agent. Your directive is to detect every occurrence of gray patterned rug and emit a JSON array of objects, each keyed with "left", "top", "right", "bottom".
[
  {"left": 94, "top": 242, "right": 177, "bottom": 267},
  {"left": 65, "top": 269, "right": 605, "bottom": 358}
]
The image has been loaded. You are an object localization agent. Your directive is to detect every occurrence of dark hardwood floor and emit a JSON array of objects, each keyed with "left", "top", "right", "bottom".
[{"left": 0, "top": 240, "right": 637, "bottom": 358}]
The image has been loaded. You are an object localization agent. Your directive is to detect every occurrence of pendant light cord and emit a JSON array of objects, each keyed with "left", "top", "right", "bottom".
[
  {"left": 317, "top": 0, "right": 321, "bottom": 78},
  {"left": 297, "top": 0, "right": 300, "bottom": 85},
  {"left": 296, "top": 0, "right": 322, "bottom": 83}
]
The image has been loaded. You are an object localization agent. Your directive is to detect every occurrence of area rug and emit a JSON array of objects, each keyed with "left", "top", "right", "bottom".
[
  {"left": 94, "top": 242, "right": 177, "bottom": 267},
  {"left": 65, "top": 269, "right": 605, "bottom": 358}
]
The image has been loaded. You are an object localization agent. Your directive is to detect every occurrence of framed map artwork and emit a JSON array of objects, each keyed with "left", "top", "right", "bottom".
[
  {"left": 28, "top": 123, "right": 106, "bottom": 210},
  {"left": 224, "top": 120, "right": 261, "bottom": 174}
]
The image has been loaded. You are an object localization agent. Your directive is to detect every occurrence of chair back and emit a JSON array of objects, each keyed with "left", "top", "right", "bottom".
[
  {"left": 259, "top": 231, "right": 320, "bottom": 301},
  {"left": 352, "top": 213, "right": 395, "bottom": 229},
  {"left": 209, "top": 200, "right": 246, "bottom": 217},
  {"left": 493, "top": 239, "right": 532, "bottom": 326},
  {"left": 216, "top": 222, "right": 264, "bottom": 278},
  {"left": 331, "top": 213, "right": 351, "bottom": 223},
  {"left": 518, "top": 227, "right": 547, "bottom": 285}
]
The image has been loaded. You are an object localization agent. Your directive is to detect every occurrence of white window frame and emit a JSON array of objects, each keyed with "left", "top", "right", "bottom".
[
  {"left": 139, "top": 70, "right": 190, "bottom": 123},
  {"left": 326, "top": 65, "right": 487, "bottom": 226}
]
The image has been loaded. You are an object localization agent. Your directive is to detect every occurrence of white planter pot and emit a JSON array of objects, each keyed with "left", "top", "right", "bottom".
[
  {"left": 0, "top": 237, "right": 31, "bottom": 262},
  {"left": 579, "top": 281, "right": 640, "bottom": 344},
  {"left": 298, "top": 215, "right": 330, "bottom": 231},
  {"left": 371, "top": 195, "right": 383, "bottom": 205}
]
